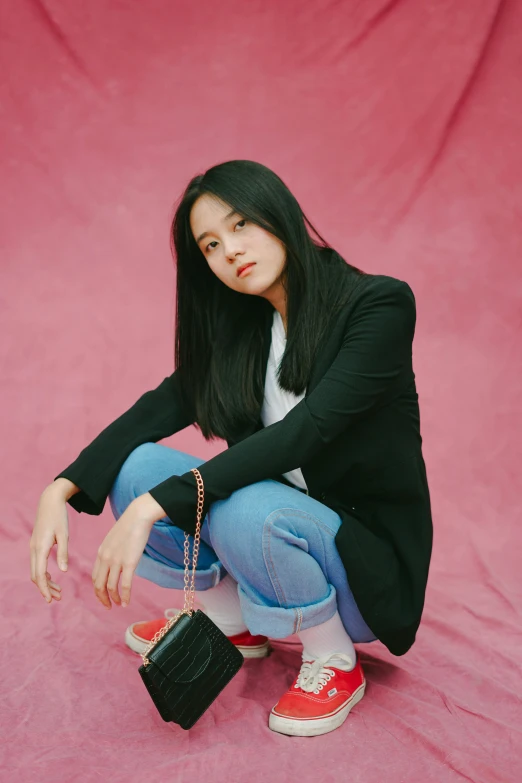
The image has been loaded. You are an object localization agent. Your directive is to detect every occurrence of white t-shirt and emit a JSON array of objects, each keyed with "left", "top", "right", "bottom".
[{"left": 260, "top": 309, "right": 308, "bottom": 491}]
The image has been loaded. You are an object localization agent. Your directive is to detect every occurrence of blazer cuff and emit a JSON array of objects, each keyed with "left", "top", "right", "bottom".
[
  {"left": 148, "top": 469, "right": 210, "bottom": 536},
  {"left": 53, "top": 469, "right": 107, "bottom": 516}
]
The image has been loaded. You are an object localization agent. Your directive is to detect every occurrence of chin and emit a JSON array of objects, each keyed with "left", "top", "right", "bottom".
[{"left": 235, "top": 274, "right": 265, "bottom": 291}]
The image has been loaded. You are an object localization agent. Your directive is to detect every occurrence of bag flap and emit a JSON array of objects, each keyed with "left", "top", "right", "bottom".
[{"left": 147, "top": 611, "right": 213, "bottom": 683}]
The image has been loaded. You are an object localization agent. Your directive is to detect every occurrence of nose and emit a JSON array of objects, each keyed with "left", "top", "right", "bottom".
[{"left": 223, "top": 239, "right": 245, "bottom": 261}]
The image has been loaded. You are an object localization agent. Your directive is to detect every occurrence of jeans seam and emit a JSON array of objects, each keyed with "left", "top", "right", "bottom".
[
  {"left": 262, "top": 515, "right": 288, "bottom": 608},
  {"left": 267, "top": 507, "right": 337, "bottom": 537},
  {"left": 262, "top": 507, "right": 335, "bottom": 635}
]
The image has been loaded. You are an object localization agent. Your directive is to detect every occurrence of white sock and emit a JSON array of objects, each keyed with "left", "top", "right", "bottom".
[
  {"left": 297, "top": 610, "right": 356, "bottom": 670},
  {"left": 194, "top": 573, "right": 248, "bottom": 636}
]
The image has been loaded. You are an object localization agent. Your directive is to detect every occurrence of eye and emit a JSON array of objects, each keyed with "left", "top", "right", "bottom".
[{"left": 204, "top": 219, "right": 247, "bottom": 253}]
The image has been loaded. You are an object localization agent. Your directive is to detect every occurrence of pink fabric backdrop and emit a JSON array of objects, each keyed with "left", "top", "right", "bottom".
[{"left": 1, "top": 1, "right": 521, "bottom": 780}]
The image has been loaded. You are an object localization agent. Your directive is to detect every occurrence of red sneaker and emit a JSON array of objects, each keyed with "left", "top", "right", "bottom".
[
  {"left": 269, "top": 652, "right": 366, "bottom": 736},
  {"left": 125, "top": 607, "right": 271, "bottom": 659}
]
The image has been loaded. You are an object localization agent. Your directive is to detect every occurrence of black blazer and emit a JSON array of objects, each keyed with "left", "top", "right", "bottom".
[{"left": 55, "top": 272, "right": 433, "bottom": 657}]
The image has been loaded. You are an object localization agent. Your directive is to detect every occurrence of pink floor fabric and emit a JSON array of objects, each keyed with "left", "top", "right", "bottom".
[{"left": 1, "top": 1, "right": 521, "bottom": 780}]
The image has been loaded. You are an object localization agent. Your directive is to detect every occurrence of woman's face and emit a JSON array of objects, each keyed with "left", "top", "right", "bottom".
[{"left": 190, "top": 194, "right": 287, "bottom": 304}]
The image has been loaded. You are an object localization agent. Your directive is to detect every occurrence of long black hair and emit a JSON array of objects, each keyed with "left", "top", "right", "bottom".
[{"left": 171, "top": 159, "right": 367, "bottom": 442}]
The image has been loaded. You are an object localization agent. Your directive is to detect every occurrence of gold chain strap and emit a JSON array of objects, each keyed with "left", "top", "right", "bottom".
[{"left": 141, "top": 467, "right": 205, "bottom": 666}]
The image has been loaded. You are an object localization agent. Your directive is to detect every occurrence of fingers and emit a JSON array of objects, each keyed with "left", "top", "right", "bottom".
[
  {"left": 34, "top": 545, "right": 52, "bottom": 602},
  {"left": 46, "top": 571, "right": 62, "bottom": 601},
  {"left": 29, "top": 533, "right": 64, "bottom": 603},
  {"left": 92, "top": 559, "right": 133, "bottom": 609},
  {"left": 107, "top": 564, "right": 123, "bottom": 606},
  {"left": 119, "top": 566, "right": 134, "bottom": 607},
  {"left": 30, "top": 545, "right": 62, "bottom": 602},
  {"left": 56, "top": 533, "right": 69, "bottom": 572},
  {"left": 92, "top": 558, "right": 113, "bottom": 609}
]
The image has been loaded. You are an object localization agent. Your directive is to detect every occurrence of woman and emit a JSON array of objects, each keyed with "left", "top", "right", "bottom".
[{"left": 30, "top": 159, "right": 433, "bottom": 737}]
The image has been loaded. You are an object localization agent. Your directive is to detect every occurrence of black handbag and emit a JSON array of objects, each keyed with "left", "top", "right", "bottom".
[{"left": 138, "top": 467, "right": 244, "bottom": 729}]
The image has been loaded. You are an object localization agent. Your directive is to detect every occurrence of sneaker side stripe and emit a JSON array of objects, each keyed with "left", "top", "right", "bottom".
[{"left": 272, "top": 682, "right": 366, "bottom": 721}]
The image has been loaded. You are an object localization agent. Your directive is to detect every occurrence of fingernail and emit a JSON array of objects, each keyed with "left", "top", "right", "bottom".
[
  {"left": 122, "top": 601, "right": 127, "bottom": 607},
  {"left": 60, "top": 563, "right": 68, "bottom": 571}
]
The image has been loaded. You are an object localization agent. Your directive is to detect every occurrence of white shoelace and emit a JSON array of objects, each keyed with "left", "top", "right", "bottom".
[{"left": 294, "top": 652, "right": 354, "bottom": 694}]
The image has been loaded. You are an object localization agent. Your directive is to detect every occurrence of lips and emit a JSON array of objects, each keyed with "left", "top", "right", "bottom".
[{"left": 237, "top": 263, "right": 256, "bottom": 277}]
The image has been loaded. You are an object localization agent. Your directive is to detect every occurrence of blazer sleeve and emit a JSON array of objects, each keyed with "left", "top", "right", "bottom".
[
  {"left": 148, "top": 277, "right": 417, "bottom": 535},
  {"left": 53, "top": 370, "right": 195, "bottom": 515}
]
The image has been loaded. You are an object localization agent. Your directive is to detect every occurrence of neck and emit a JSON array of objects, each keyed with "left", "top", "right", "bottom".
[{"left": 259, "top": 278, "right": 287, "bottom": 333}]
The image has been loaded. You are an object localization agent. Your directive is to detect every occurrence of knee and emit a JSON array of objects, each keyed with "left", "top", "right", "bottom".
[
  {"left": 121, "top": 442, "right": 158, "bottom": 474},
  {"left": 114, "top": 442, "right": 158, "bottom": 488},
  {"left": 208, "top": 483, "right": 270, "bottom": 562},
  {"left": 108, "top": 443, "right": 157, "bottom": 516}
]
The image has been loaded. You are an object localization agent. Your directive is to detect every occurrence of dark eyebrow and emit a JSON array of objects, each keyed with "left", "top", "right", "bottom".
[{"left": 196, "top": 209, "right": 238, "bottom": 245}]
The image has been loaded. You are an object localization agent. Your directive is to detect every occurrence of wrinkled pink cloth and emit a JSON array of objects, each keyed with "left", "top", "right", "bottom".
[{"left": 1, "top": 1, "right": 521, "bottom": 781}]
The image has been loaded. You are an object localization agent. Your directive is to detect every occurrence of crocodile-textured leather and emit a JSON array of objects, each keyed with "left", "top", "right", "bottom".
[{"left": 138, "top": 609, "right": 244, "bottom": 729}]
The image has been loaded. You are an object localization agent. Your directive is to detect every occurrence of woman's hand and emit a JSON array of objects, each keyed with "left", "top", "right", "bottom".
[
  {"left": 30, "top": 486, "right": 70, "bottom": 603},
  {"left": 91, "top": 494, "right": 166, "bottom": 609}
]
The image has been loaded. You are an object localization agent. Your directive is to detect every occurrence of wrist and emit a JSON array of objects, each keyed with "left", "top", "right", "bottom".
[
  {"left": 44, "top": 479, "right": 77, "bottom": 502},
  {"left": 133, "top": 493, "right": 167, "bottom": 526},
  {"left": 42, "top": 483, "right": 75, "bottom": 503}
]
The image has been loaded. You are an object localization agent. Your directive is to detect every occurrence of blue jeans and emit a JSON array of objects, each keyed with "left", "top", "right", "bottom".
[{"left": 108, "top": 443, "right": 377, "bottom": 644}]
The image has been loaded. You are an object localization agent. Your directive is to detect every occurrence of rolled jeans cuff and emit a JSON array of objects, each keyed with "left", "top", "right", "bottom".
[
  {"left": 237, "top": 582, "right": 339, "bottom": 639},
  {"left": 135, "top": 550, "right": 227, "bottom": 590}
]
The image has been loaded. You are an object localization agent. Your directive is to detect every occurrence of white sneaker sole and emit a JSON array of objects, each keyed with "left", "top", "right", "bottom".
[
  {"left": 124, "top": 624, "right": 272, "bottom": 659},
  {"left": 268, "top": 682, "right": 366, "bottom": 736}
]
